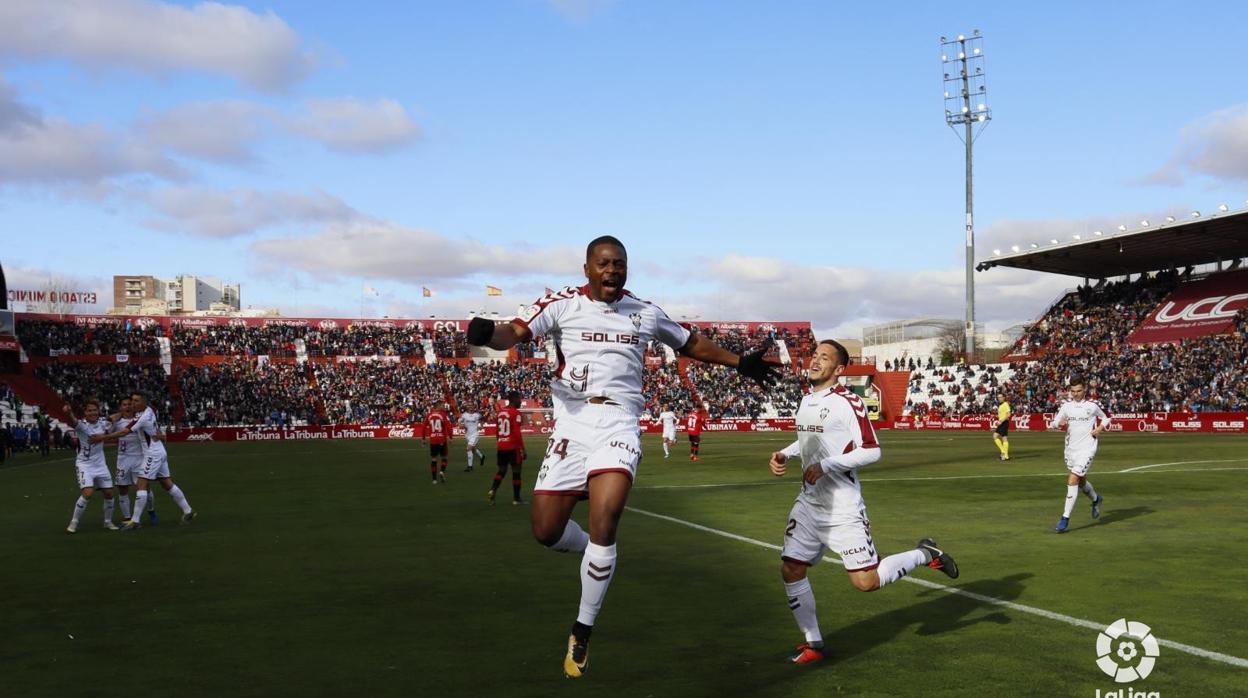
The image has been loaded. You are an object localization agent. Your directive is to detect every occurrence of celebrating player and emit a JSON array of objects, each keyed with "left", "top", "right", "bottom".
[
  {"left": 686, "top": 408, "right": 705, "bottom": 461},
  {"left": 658, "top": 405, "right": 677, "bottom": 458},
  {"left": 993, "top": 397, "right": 1011, "bottom": 461},
  {"left": 466, "top": 235, "right": 782, "bottom": 678},
  {"left": 63, "top": 400, "right": 120, "bottom": 533},
  {"left": 112, "top": 392, "right": 196, "bottom": 531},
  {"left": 424, "top": 402, "right": 452, "bottom": 484},
  {"left": 460, "top": 408, "right": 484, "bottom": 472},
  {"left": 1050, "top": 378, "right": 1109, "bottom": 533},
  {"left": 487, "top": 391, "right": 527, "bottom": 505},
  {"left": 768, "top": 340, "right": 960, "bottom": 664},
  {"left": 110, "top": 396, "right": 158, "bottom": 526}
]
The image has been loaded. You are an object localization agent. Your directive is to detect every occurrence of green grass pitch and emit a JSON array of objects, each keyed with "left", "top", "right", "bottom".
[{"left": 3, "top": 431, "right": 1247, "bottom": 697}]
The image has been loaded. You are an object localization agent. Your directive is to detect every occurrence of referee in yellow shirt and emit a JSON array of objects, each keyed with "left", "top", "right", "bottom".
[{"left": 993, "top": 399, "right": 1011, "bottom": 461}]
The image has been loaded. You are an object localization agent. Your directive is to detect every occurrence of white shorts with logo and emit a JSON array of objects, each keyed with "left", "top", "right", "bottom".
[
  {"left": 1065, "top": 447, "right": 1097, "bottom": 477},
  {"left": 115, "top": 456, "right": 143, "bottom": 486},
  {"left": 137, "top": 453, "right": 172, "bottom": 481},
  {"left": 466, "top": 436, "right": 480, "bottom": 448},
  {"left": 535, "top": 403, "right": 641, "bottom": 496},
  {"left": 662, "top": 428, "right": 676, "bottom": 441},
  {"left": 76, "top": 462, "right": 114, "bottom": 490},
  {"left": 781, "top": 498, "right": 879, "bottom": 572}
]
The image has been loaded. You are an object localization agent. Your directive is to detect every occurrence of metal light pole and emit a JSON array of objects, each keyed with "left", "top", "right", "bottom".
[{"left": 941, "top": 30, "right": 991, "bottom": 357}]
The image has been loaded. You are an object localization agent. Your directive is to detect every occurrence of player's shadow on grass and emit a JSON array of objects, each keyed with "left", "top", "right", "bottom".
[
  {"left": 816, "top": 573, "right": 1033, "bottom": 667},
  {"left": 1068, "top": 505, "right": 1153, "bottom": 532}
]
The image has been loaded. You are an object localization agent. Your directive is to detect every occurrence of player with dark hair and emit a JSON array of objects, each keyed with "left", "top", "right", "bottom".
[
  {"left": 423, "top": 402, "right": 452, "bottom": 484},
  {"left": 993, "top": 397, "right": 1011, "bottom": 461},
  {"left": 686, "top": 407, "right": 705, "bottom": 461},
  {"left": 467, "top": 235, "right": 782, "bottom": 678},
  {"left": 1050, "top": 377, "right": 1109, "bottom": 533},
  {"left": 487, "top": 391, "right": 527, "bottom": 505},
  {"left": 769, "top": 339, "right": 959, "bottom": 664},
  {"left": 111, "top": 392, "right": 195, "bottom": 530}
]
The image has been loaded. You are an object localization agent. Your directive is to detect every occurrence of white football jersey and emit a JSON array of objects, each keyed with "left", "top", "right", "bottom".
[
  {"left": 127, "top": 406, "right": 168, "bottom": 459},
  {"left": 114, "top": 416, "right": 143, "bottom": 463},
  {"left": 779, "top": 384, "right": 881, "bottom": 524},
  {"left": 659, "top": 411, "right": 677, "bottom": 431},
  {"left": 517, "top": 286, "right": 690, "bottom": 419},
  {"left": 1050, "top": 399, "right": 1110, "bottom": 452},
  {"left": 74, "top": 419, "right": 111, "bottom": 468},
  {"left": 460, "top": 412, "right": 482, "bottom": 440}
]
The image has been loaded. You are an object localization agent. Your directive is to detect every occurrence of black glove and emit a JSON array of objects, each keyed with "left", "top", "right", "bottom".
[
  {"left": 737, "top": 346, "right": 783, "bottom": 388},
  {"left": 466, "top": 317, "right": 495, "bottom": 346}
]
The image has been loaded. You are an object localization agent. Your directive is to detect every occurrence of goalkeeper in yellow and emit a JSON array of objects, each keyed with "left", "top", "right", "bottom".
[{"left": 993, "top": 398, "right": 1011, "bottom": 461}]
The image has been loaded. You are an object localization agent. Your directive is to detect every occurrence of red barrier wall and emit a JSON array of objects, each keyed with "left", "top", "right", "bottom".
[{"left": 887, "top": 412, "right": 1248, "bottom": 434}]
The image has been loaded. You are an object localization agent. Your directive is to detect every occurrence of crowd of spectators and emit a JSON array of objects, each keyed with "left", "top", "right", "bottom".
[
  {"left": 18, "top": 320, "right": 162, "bottom": 357},
  {"left": 689, "top": 325, "right": 815, "bottom": 361},
  {"left": 178, "top": 359, "right": 316, "bottom": 427},
  {"left": 685, "top": 363, "right": 806, "bottom": 419},
  {"left": 643, "top": 363, "right": 695, "bottom": 417},
  {"left": 442, "top": 361, "right": 553, "bottom": 414},
  {"left": 35, "top": 362, "right": 171, "bottom": 417},
  {"left": 170, "top": 324, "right": 469, "bottom": 359},
  {"left": 313, "top": 361, "right": 447, "bottom": 425},
  {"left": 1013, "top": 273, "right": 1179, "bottom": 356}
]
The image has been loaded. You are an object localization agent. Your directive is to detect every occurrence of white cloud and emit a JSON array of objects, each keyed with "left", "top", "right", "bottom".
[
  {"left": 141, "top": 186, "right": 360, "bottom": 238},
  {"left": 251, "top": 221, "right": 580, "bottom": 282},
  {"left": 0, "top": 0, "right": 314, "bottom": 91},
  {"left": 287, "top": 97, "right": 421, "bottom": 153},
  {"left": 1144, "top": 105, "right": 1248, "bottom": 185},
  {"left": 138, "top": 100, "right": 272, "bottom": 164}
]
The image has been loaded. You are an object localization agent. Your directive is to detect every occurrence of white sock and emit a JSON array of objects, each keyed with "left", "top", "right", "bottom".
[
  {"left": 663, "top": 442, "right": 670, "bottom": 456},
  {"left": 167, "top": 485, "right": 192, "bottom": 514},
  {"left": 783, "top": 578, "right": 822, "bottom": 644},
  {"left": 131, "top": 491, "right": 148, "bottom": 524},
  {"left": 876, "top": 549, "right": 927, "bottom": 589},
  {"left": 576, "top": 543, "right": 617, "bottom": 627},
  {"left": 1062, "top": 485, "right": 1079, "bottom": 518},
  {"left": 103, "top": 498, "right": 114, "bottom": 523},
  {"left": 466, "top": 449, "right": 474, "bottom": 468},
  {"left": 118, "top": 494, "right": 132, "bottom": 519},
  {"left": 71, "top": 496, "right": 88, "bottom": 525},
  {"left": 550, "top": 520, "right": 590, "bottom": 553},
  {"left": 1081, "top": 481, "right": 1099, "bottom": 501}
]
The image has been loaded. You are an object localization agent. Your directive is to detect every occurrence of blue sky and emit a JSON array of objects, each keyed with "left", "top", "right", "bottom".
[{"left": 3, "top": 0, "right": 1247, "bottom": 336}]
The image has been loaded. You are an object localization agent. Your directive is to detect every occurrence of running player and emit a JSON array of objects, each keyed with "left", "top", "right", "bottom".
[
  {"left": 460, "top": 408, "right": 484, "bottom": 472},
  {"left": 63, "top": 400, "right": 120, "bottom": 533},
  {"left": 423, "top": 402, "right": 452, "bottom": 484},
  {"left": 658, "top": 405, "right": 677, "bottom": 458},
  {"left": 993, "top": 397, "right": 1011, "bottom": 461},
  {"left": 111, "top": 392, "right": 196, "bottom": 531},
  {"left": 768, "top": 340, "right": 960, "bottom": 664},
  {"left": 686, "top": 408, "right": 705, "bottom": 461},
  {"left": 1051, "top": 378, "right": 1109, "bottom": 533},
  {"left": 487, "top": 391, "right": 527, "bottom": 505},
  {"left": 466, "top": 235, "right": 781, "bottom": 678}
]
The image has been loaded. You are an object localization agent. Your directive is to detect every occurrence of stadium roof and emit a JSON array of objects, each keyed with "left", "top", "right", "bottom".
[{"left": 976, "top": 208, "right": 1248, "bottom": 278}]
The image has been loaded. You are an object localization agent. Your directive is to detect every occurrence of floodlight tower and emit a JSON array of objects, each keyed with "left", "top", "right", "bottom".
[{"left": 941, "top": 30, "right": 991, "bottom": 357}]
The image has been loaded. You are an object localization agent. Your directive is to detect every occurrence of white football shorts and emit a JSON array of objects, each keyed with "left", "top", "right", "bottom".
[
  {"left": 781, "top": 498, "right": 879, "bottom": 572},
  {"left": 114, "top": 456, "right": 143, "bottom": 486},
  {"left": 75, "top": 462, "right": 114, "bottom": 491},
  {"left": 662, "top": 428, "right": 677, "bottom": 441},
  {"left": 1065, "top": 448, "right": 1096, "bottom": 477},
  {"left": 137, "top": 454, "right": 172, "bottom": 481},
  {"left": 534, "top": 403, "right": 641, "bottom": 496}
]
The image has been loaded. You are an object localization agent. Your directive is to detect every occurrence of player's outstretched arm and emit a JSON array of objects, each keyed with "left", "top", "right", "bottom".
[
  {"left": 680, "top": 334, "right": 783, "bottom": 388},
  {"left": 467, "top": 318, "right": 530, "bottom": 351},
  {"left": 769, "top": 451, "right": 789, "bottom": 477}
]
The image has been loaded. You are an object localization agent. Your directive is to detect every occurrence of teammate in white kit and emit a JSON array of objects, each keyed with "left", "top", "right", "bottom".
[
  {"left": 467, "top": 236, "right": 783, "bottom": 678},
  {"left": 110, "top": 392, "right": 196, "bottom": 530},
  {"left": 658, "top": 405, "right": 677, "bottom": 458},
  {"left": 111, "top": 396, "right": 158, "bottom": 526},
  {"left": 768, "top": 340, "right": 960, "bottom": 664},
  {"left": 1050, "top": 378, "right": 1109, "bottom": 533},
  {"left": 459, "top": 410, "right": 484, "bottom": 472},
  {"left": 63, "top": 400, "right": 121, "bottom": 533}
]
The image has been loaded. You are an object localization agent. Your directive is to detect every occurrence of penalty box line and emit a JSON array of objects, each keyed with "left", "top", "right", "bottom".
[{"left": 626, "top": 505, "right": 1248, "bottom": 670}]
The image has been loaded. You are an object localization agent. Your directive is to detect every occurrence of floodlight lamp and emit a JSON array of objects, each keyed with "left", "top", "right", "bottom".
[
  {"left": 978, "top": 104, "right": 987, "bottom": 111},
  {"left": 959, "top": 52, "right": 966, "bottom": 59},
  {"left": 942, "top": 55, "right": 949, "bottom": 62},
  {"left": 944, "top": 91, "right": 950, "bottom": 98},
  {"left": 992, "top": 249, "right": 1001, "bottom": 256},
  {"left": 1073, "top": 234, "right": 1082, "bottom": 240},
  {"left": 1165, "top": 216, "right": 1176, "bottom": 223},
  {"left": 1029, "top": 243, "right": 1039, "bottom": 249},
  {"left": 1218, "top": 203, "right": 1229, "bottom": 212},
  {"left": 977, "top": 114, "right": 986, "bottom": 122},
  {"left": 1011, "top": 245, "right": 1020, "bottom": 252},
  {"left": 973, "top": 47, "right": 981, "bottom": 55},
  {"left": 1191, "top": 211, "right": 1200, "bottom": 217},
  {"left": 958, "top": 34, "right": 965, "bottom": 41},
  {"left": 1050, "top": 238, "right": 1059, "bottom": 245},
  {"left": 1117, "top": 225, "right": 1127, "bottom": 231},
  {"left": 1093, "top": 230, "right": 1103, "bottom": 236},
  {"left": 973, "top": 29, "right": 981, "bottom": 36},
  {"left": 1140, "top": 220, "right": 1149, "bottom": 227},
  {"left": 962, "top": 106, "right": 969, "bottom": 113}
]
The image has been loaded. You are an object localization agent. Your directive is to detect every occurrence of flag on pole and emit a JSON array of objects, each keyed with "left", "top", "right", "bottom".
[
  {"left": 422, "top": 287, "right": 433, "bottom": 297},
  {"left": 486, "top": 285, "right": 503, "bottom": 296},
  {"left": 363, "top": 285, "right": 379, "bottom": 296}
]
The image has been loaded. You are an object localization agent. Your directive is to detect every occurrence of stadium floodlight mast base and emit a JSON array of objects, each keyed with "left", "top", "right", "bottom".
[{"left": 941, "top": 29, "right": 991, "bottom": 357}]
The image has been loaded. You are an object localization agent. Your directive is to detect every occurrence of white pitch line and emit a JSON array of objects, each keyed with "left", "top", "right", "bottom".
[
  {"left": 636, "top": 460, "right": 1248, "bottom": 490},
  {"left": 626, "top": 506, "right": 1248, "bottom": 670}
]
